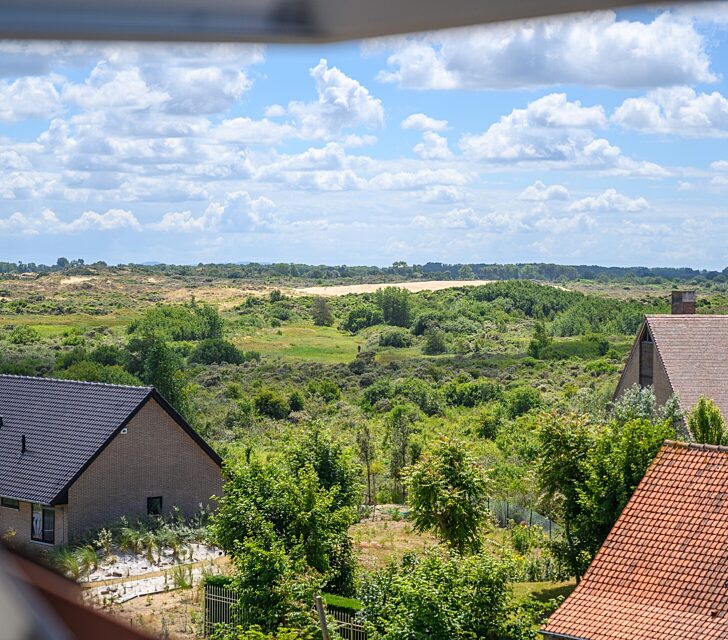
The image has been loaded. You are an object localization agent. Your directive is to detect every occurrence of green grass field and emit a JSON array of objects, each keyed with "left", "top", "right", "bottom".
[{"left": 233, "top": 324, "right": 365, "bottom": 364}]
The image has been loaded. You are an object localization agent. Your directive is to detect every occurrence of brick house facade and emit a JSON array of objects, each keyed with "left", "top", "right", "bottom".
[{"left": 0, "top": 376, "right": 222, "bottom": 547}]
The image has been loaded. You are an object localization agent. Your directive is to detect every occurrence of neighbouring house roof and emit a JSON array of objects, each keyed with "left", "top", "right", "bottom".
[
  {"left": 542, "top": 441, "right": 728, "bottom": 640},
  {"left": 0, "top": 375, "right": 221, "bottom": 506},
  {"left": 644, "top": 315, "right": 728, "bottom": 417}
]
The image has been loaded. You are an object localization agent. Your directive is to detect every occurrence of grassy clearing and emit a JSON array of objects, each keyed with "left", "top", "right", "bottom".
[
  {"left": 351, "top": 508, "right": 438, "bottom": 571},
  {"left": 513, "top": 580, "right": 576, "bottom": 602},
  {"left": 233, "top": 324, "right": 364, "bottom": 363}
]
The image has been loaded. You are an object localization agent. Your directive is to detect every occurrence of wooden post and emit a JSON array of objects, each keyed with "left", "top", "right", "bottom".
[{"left": 315, "top": 595, "right": 330, "bottom": 640}]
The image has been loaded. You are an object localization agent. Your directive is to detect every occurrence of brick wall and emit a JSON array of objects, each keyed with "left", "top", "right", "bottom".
[
  {"left": 67, "top": 398, "right": 222, "bottom": 540},
  {"left": 0, "top": 501, "right": 67, "bottom": 547}
]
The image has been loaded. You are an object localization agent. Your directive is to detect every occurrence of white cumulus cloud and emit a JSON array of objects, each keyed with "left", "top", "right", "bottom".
[
  {"left": 613, "top": 87, "right": 728, "bottom": 137},
  {"left": 414, "top": 132, "right": 453, "bottom": 160},
  {"left": 459, "top": 93, "right": 607, "bottom": 162},
  {"left": 374, "top": 10, "right": 715, "bottom": 90},
  {"left": 569, "top": 189, "right": 649, "bottom": 213},
  {"left": 518, "top": 181, "right": 570, "bottom": 201},
  {"left": 401, "top": 113, "right": 449, "bottom": 131},
  {"left": 0, "top": 207, "right": 140, "bottom": 235}
]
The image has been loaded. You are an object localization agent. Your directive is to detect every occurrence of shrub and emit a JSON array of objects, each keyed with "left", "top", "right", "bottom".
[
  {"left": 306, "top": 379, "right": 341, "bottom": 403},
  {"left": 128, "top": 303, "right": 223, "bottom": 341},
  {"left": 443, "top": 378, "right": 502, "bottom": 407},
  {"left": 341, "top": 305, "right": 383, "bottom": 333},
  {"left": 378, "top": 329, "right": 413, "bottom": 348},
  {"left": 505, "top": 386, "right": 542, "bottom": 418},
  {"left": 688, "top": 396, "right": 727, "bottom": 445},
  {"left": 57, "top": 361, "right": 142, "bottom": 386},
  {"left": 9, "top": 325, "right": 40, "bottom": 345},
  {"left": 423, "top": 330, "right": 447, "bottom": 355},
  {"left": 189, "top": 339, "right": 245, "bottom": 365},
  {"left": 254, "top": 389, "right": 290, "bottom": 420},
  {"left": 359, "top": 549, "right": 536, "bottom": 640}
]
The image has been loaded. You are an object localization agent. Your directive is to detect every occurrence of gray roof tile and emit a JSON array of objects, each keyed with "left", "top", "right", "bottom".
[{"left": 0, "top": 375, "right": 152, "bottom": 505}]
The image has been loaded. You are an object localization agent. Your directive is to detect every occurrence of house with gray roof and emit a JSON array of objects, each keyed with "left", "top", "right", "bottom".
[
  {"left": 614, "top": 292, "right": 728, "bottom": 420},
  {"left": 0, "top": 375, "right": 222, "bottom": 547}
]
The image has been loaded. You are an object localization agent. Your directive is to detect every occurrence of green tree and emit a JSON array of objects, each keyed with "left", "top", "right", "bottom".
[
  {"left": 384, "top": 405, "right": 421, "bottom": 502},
  {"left": 423, "top": 330, "right": 447, "bottom": 355},
  {"left": 406, "top": 437, "right": 489, "bottom": 552},
  {"left": 527, "top": 321, "right": 551, "bottom": 358},
  {"left": 126, "top": 332, "right": 189, "bottom": 416},
  {"left": 287, "top": 426, "right": 361, "bottom": 511},
  {"left": 688, "top": 396, "right": 727, "bottom": 445},
  {"left": 311, "top": 297, "right": 334, "bottom": 326},
  {"left": 537, "top": 411, "right": 674, "bottom": 579},
  {"left": 536, "top": 412, "right": 594, "bottom": 580},
  {"left": 375, "top": 287, "right": 411, "bottom": 327},
  {"left": 458, "top": 264, "right": 475, "bottom": 280}
]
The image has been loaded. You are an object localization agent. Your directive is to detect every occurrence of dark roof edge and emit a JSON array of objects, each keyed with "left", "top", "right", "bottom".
[
  {"left": 0, "top": 373, "right": 152, "bottom": 391},
  {"left": 663, "top": 439, "right": 728, "bottom": 454},
  {"left": 50, "top": 389, "right": 154, "bottom": 505},
  {"left": 149, "top": 389, "right": 223, "bottom": 468},
  {"left": 50, "top": 389, "right": 223, "bottom": 505},
  {"left": 540, "top": 631, "right": 590, "bottom": 640}
]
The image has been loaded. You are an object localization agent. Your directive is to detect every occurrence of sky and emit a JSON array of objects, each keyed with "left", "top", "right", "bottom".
[{"left": 1, "top": 3, "right": 728, "bottom": 268}]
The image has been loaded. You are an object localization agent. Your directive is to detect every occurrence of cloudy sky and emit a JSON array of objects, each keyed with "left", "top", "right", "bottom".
[{"left": 1, "top": 3, "right": 728, "bottom": 268}]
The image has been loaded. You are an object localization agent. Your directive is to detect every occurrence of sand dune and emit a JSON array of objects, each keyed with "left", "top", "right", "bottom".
[{"left": 294, "top": 280, "right": 493, "bottom": 296}]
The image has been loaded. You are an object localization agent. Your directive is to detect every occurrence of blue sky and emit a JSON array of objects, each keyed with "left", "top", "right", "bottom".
[{"left": 1, "top": 3, "right": 728, "bottom": 268}]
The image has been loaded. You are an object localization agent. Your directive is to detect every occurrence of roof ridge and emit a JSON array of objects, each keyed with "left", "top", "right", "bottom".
[
  {"left": 663, "top": 439, "right": 728, "bottom": 454},
  {"left": 0, "top": 373, "right": 152, "bottom": 391},
  {"left": 645, "top": 314, "right": 728, "bottom": 318}
]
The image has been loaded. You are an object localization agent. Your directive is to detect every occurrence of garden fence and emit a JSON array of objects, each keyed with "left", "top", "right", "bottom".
[
  {"left": 487, "top": 498, "right": 559, "bottom": 536},
  {"left": 203, "top": 583, "right": 367, "bottom": 639}
]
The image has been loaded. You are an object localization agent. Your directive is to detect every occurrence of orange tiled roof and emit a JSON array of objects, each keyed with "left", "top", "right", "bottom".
[
  {"left": 645, "top": 315, "right": 728, "bottom": 418},
  {"left": 542, "top": 441, "right": 728, "bottom": 640}
]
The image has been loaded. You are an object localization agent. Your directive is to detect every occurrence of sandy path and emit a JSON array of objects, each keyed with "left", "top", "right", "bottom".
[{"left": 294, "top": 280, "right": 494, "bottom": 296}]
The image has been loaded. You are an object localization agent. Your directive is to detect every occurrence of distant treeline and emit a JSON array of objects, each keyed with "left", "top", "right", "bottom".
[{"left": 2, "top": 257, "right": 728, "bottom": 283}]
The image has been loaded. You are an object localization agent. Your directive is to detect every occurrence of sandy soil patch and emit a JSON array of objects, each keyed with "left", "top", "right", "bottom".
[
  {"left": 60, "top": 276, "right": 96, "bottom": 285},
  {"left": 295, "top": 280, "right": 493, "bottom": 296}
]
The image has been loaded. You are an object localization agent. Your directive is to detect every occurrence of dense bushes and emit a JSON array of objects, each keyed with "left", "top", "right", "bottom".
[
  {"left": 444, "top": 377, "right": 502, "bottom": 407},
  {"left": 254, "top": 389, "right": 291, "bottom": 420},
  {"left": 189, "top": 339, "right": 248, "bottom": 365},
  {"left": 341, "top": 305, "right": 384, "bottom": 333},
  {"left": 128, "top": 302, "right": 224, "bottom": 341},
  {"left": 359, "top": 550, "right": 537, "bottom": 640},
  {"left": 211, "top": 429, "right": 360, "bottom": 632},
  {"left": 378, "top": 329, "right": 413, "bottom": 348}
]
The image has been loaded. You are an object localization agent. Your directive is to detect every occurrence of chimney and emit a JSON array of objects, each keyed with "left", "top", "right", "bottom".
[
  {"left": 21, "top": 434, "right": 26, "bottom": 454},
  {"left": 672, "top": 290, "right": 696, "bottom": 315}
]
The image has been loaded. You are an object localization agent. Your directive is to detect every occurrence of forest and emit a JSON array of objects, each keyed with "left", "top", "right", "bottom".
[{"left": 3, "top": 262, "right": 728, "bottom": 639}]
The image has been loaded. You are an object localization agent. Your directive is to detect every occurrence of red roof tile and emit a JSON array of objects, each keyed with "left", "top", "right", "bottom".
[
  {"left": 542, "top": 441, "right": 728, "bottom": 640},
  {"left": 646, "top": 315, "right": 728, "bottom": 417}
]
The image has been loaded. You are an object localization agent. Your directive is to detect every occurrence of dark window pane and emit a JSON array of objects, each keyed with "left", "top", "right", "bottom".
[
  {"left": 1, "top": 498, "right": 19, "bottom": 509},
  {"left": 43, "top": 508, "right": 55, "bottom": 544},
  {"left": 147, "top": 496, "right": 163, "bottom": 516}
]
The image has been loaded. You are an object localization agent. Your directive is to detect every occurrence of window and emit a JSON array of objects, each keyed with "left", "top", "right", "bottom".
[
  {"left": 31, "top": 504, "right": 55, "bottom": 544},
  {"left": 1, "top": 497, "right": 19, "bottom": 510},
  {"left": 147, "top": 496, "right": 163, "bottom": 516}
]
